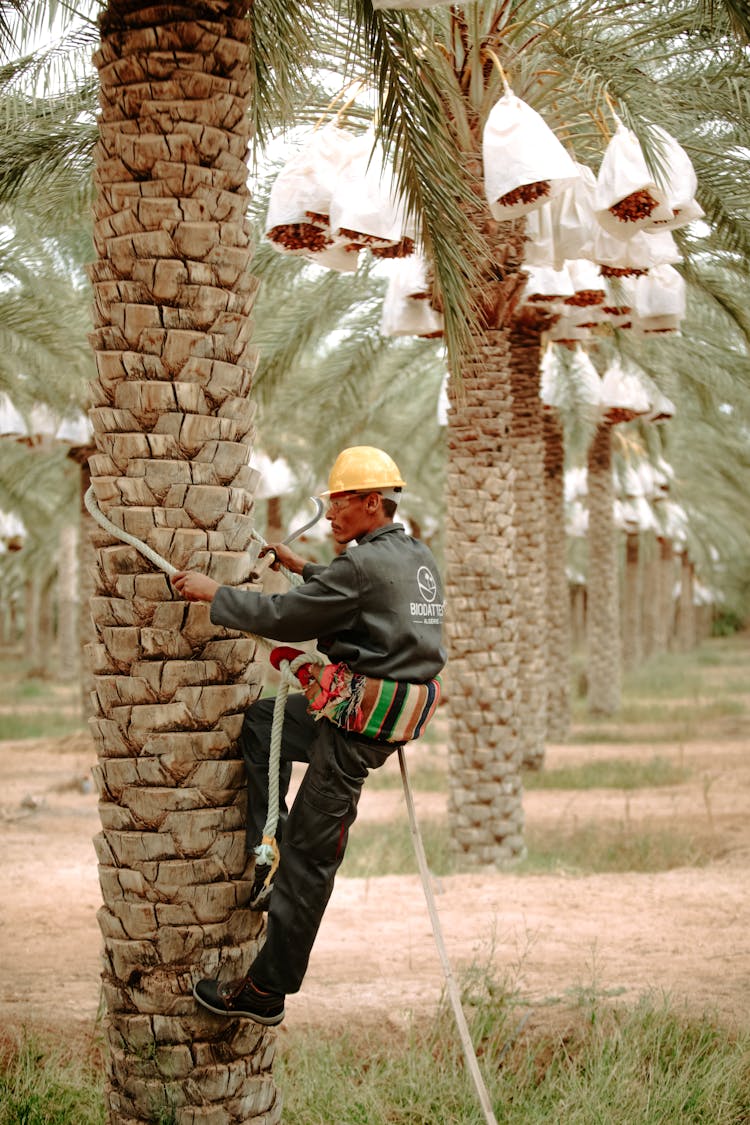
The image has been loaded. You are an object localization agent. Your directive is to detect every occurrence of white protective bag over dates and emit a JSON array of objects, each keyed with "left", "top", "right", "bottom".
[
  {"left": 541, "top": 345, "right": 602, "bottom": 410},
  {"left": 593, "top": 226, "right": 681, "bottom": 278},
  {"left": 600, "top": 359, "right": 652, "bottom": 423},
  {"left": 594, "top": 119, "right": 673, "bottom": 238},
  {"left": 632, "top": 263, "right": 686, "bottom": 333},
  {"left": 483, "top": 90, "right": 579, "bottom": 219},
  {"left": 551, "top": 163, "right": 599, "bottom": 265},
  {"left": 380, "top": 259, "right": 443, "bottom": 339},
  {"left": 522, "top": 263, "right": 575, "bottom": 305},
  {"left": 265, "top": 124, "right": 358, "bottom": 255},
  {"left": 642, "top": 125, "right": 704, "bottom": 232},
  {"left": 524, "top": 201, "right": 557, "bottom": 267},
  {"left": 525, "top": 164, "right": 597, "bottom": 269},
  {"left": 329, "top": 130, "right": 414, "bottom": 255}
]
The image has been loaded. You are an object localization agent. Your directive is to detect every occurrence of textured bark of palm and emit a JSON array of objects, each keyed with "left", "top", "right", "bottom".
[
  {"left": 675, "top": 553, "right": 696, "bottom": 652},
  {"left": 445, "top": 333, "right": 526, "bottom": 867},
  {"left": 443, "top": 149, "right": 528, "bottom": 867},
  {"left": 88, "top": 4, "right": 279, "bottom": 1123},
  {"left": 542, "top": 412, "right": 570, "bottom": 742},
  {"left": 508, "top": 315, "right": 548, "bottom": 770},
  {"left": 70, "top": 455, "right": 99, "bottom": 712},
  {"left": 586, "top": 424, "right": 621, "bottom": 715},
  {"left": 655, "top": 536, "right": 676, "bottom": 656},
  {"left": 640, "top": 529, "right": 659, "bottom": 661},
  {"left": 622, "top": 532, "right": 643, "bottom": 672}
]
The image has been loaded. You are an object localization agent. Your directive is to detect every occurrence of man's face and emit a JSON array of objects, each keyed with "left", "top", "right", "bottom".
[{"left": 326, "top": 491, "right": 381, "bottom": 545}]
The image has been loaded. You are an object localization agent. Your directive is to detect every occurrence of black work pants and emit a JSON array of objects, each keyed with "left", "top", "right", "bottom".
[{"left": 238, "top": 693, "right": 397, "bottom": 996}]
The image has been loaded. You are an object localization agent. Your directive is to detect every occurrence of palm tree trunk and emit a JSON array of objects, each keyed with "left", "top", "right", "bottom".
[
  {"left": 24, "top": 574, "right": 41, "bottom": 673},
  {"left": 675, "top": 550, "right": 696, "bottom": 651},
  {"left": 444, "top": 139, "right": 528, "bottom": 865},
  {"left": 68, "top": 451, "right": 98, "bottom": 714},
  {"left": 621, "top": 531, "right": 642, "bottom": 671},
  {"left": 641, "top": 529, "right": 658, "bottom": 660},
  {"left": 445, "top": 329, "right": 525, "bottom": 866},
  {"left": 570, "top": 580, "right": 586, "bottom": 651},
  {"left": 542, "top": 411, "right": 571, "bottom": 742},
  {"left": 89, "top": 5, "right": 277, "bottom": 1122},
  {"left": 57, "top": 520, "right": 79, "bottom": 682},
  {"left": 657, "top": 535, "right": 676, "bottom": 652},
  {"left": 508, "top": 313, "right": 548, "bottom": 769},
  {"left": 586, "top": 423, "right": 621, "bottom": 715}
]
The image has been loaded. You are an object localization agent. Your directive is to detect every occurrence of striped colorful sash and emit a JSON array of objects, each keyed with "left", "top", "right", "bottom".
[{"left": 302, "top": 661, "right": 441, "bottom": 743}]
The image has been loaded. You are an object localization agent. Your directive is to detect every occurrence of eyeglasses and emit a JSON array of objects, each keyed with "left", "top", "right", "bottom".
[{"left": 327, "top": 492, "right": 368, "bottom": 513}]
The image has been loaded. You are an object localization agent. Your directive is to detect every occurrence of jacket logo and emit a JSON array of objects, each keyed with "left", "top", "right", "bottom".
[{"left": 417, "top": 566, "right": 437, "bottom": 602}]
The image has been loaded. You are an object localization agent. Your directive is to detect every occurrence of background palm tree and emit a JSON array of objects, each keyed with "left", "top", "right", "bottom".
[{"left": 586, "top": 419, "right": 621, "bottom": 714}]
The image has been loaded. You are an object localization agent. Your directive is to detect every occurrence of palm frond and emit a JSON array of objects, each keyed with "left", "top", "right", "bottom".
[
  {"left": 247, "top": 0, "right": 320, "bottom": 154},
  {"left": 344, "top": 1, "right": 487, "bottom": 372},
  {"left": 702, "top": 0, "right": 750, "bottom": 43}
]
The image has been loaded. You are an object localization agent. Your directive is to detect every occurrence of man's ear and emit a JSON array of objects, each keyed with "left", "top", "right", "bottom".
[{"left": 365, "top": 492, "right": 380, "bottom": 513}]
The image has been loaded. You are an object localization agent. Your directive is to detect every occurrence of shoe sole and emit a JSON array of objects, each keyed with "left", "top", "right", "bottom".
[{"left": 193, "top": 983, "right": 285, "bottom": 1025}]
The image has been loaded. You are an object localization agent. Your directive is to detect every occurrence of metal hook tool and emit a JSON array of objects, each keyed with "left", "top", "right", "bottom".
[{"left": 250, "top": 497, "right": 325, "bottom": 581}]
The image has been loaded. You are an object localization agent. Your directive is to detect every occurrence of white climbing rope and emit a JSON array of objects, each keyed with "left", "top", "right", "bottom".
[
  {"left": 253, "top": 651, "right": 323, "bottom": 881},
  {"left": 84, "top": 484, "right": 179, "bottom": 577},
  {"left": 83, "top": 485, "right": 302, "bottom": 587}
]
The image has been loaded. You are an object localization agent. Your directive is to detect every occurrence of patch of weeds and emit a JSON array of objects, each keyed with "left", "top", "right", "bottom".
[
  {"left": 341, "top": 816, "right": 456, "bottom": 878},
  {"left": 342, "top": 807, "right": 723, "bottom": 878},
  {"left": 278, "top": 970, "right": 750, "bottom": 1125},
  {"left": 366, "top": 763, "right": 448, "bottom": 792},
  {"left": 523, "top": 756, "right": 690, "bottom": 791},
  {"left": 0, "top": 714, "right": 87, "bottom": 741},
  {"left": 617, "top": 699, "right": 745, "bottom": 724},
  {"left": 519, "top": 822, "right": 724, "bottom": 875},
  {"left": 0, "top": 1032, "right": 104, "bottom": 1125},
  {"left": 622, "top": 660, "right": 706, "bottom": 699},
  {"left": 568, "top": 726, "right": 687, "bottom": 745}
]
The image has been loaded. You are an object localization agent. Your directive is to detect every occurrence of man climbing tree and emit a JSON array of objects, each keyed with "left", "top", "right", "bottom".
[{"left": 173, "top": 445, "right": 446, "bottom": 1024}]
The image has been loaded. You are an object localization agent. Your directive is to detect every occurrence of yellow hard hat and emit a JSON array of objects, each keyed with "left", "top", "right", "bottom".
[{"left": 324, "top": 446, "right": 406, "bottom": 496}]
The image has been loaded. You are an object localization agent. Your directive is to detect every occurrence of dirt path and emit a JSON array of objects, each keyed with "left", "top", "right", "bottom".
[{"left": 0, "top": 733, "right": 748, "bottom": 1038}]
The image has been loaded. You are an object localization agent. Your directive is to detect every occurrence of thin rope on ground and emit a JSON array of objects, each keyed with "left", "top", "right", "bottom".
[{"left": 398, "top": 746, "right": 500, "bottom": 1125}]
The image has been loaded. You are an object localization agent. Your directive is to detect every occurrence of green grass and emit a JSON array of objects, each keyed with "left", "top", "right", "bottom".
[
  {"left": 341, "top": 812, "right": 721, "bottom": 879},
  {"left": 0, "top": 661, "right": 52, "bottom": 705},
  {"left": 518, "top": 822, "right": 722, "bottom": 875},
  {"left": 0, "top": 656, "right": 86, "bottom": 740},
  {"left": 371, "top": 751, "right": 693, "bottom": 796},
  {"left": 0, "top": 1034, "right": 104, "bottom": 1125},
  {"left": 569, "top": 637, "right": 750, "bottom": 742},
  {"left": 0, "top": 713, "right": 87, "bottom": 741},
  {"left": 4, "top": 991, "right": 748, "bottom": 1125},
  {"left": 277, "top": 988, "right": 750, "bottom": 1125},
  {"left": 522, "top": 755, "right": 690, "bottom": 790},
  {"left": 616, "top": 697, "right": 746, "bottom": 724},
  {"left": 341, "top": 816, "right": 457, "bottom": 877},
  {"left": 366, "top": 762, "right": 449, "bottom": 791}
]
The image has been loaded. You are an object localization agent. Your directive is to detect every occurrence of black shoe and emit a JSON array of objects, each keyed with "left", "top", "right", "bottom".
[
  {"left": 193, "top": 976, "right": 285, "bottom": 1025},
  {"left": 249, "top": 862, "right": 274, "bottom": 911}
]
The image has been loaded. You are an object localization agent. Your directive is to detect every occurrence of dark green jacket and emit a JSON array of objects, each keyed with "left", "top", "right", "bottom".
[{"left": 210, "top": 523, "right": 445, "bottom": 682}]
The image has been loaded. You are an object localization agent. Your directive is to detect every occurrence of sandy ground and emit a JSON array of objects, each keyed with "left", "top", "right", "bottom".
[{"left": 0, "top": 731, "right": 748, "bottom": 1041}]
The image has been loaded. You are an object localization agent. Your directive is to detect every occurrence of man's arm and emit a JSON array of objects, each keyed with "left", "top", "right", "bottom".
[
  {"left": 172, "top": 542, "right": 313, "bottom": 603},
  {"left": 172, "top": 551, "right": 361, "bottom": 641}
]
